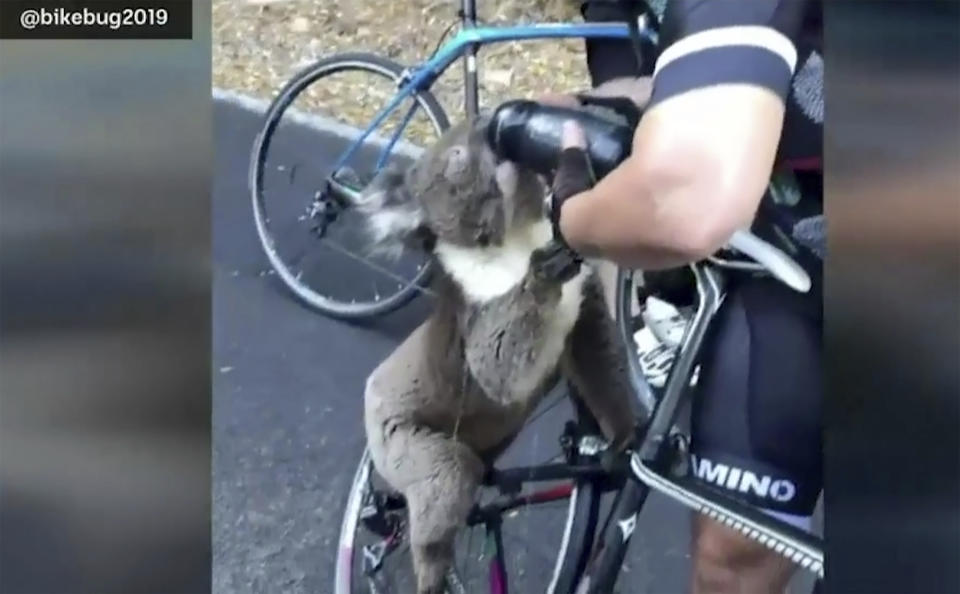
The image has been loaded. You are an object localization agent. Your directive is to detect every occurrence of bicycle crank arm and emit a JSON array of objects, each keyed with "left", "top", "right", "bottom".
[{"left": 630, "top": 454, "right": 825, "bottom": 578}]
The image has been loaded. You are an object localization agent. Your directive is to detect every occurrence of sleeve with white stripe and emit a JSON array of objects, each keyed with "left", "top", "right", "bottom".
[{"left": 647, "top": 0, "right": 809, "bottom": 107}]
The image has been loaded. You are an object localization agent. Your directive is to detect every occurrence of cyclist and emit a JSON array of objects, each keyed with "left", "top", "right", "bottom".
[{"left": 537, "top": 1, "right": 824, "bottom": 592}]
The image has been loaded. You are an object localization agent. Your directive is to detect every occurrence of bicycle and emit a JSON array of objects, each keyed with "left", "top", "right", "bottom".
[
  {"left": 248, "top": 1, "right": 825, "bottom": 591},
  {"left": 334, "top": 242, "right": 824, "bottom": 593}
]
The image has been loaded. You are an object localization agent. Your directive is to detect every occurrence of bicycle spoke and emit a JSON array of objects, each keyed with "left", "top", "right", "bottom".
[
  {"left": 252, "top": 55, "right": 449, "bottom": 318},
  {"left": 499, "top": 528, "right": 562, "bottom": 568},
  {"left": 533, "top": 451, "right": 567, "bottom": 467},
  {"left": 320, "top": 238, "right": 435, "bottom": 299},
  {"left": 270, "top": 221, "right": 434, "bottom": 303},
  {"left": 460, "top": 528, "right": 484, "bottom": 587},
  {"left": 280, "top": 233, "right": 322, "bottom": 273}
]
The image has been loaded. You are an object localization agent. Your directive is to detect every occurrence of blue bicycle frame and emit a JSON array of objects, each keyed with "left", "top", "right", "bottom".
[{"left": 329, "top": 0, "right": 657, "bottom": 177}]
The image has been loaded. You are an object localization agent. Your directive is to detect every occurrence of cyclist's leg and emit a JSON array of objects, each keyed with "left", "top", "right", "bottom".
[{"left": 687, "top": 267, "right": 823, "bottom": 594}]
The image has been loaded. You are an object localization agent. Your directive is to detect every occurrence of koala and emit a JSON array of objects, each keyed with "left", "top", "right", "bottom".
[{"left": 349, "top": 114, "right": 643, "bottom": 594}]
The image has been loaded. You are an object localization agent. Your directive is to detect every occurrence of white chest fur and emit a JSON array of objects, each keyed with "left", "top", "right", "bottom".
[
  {"left": 435, "top": 219, "right": 555, "bottom": 303},
  {"left": 434, "top": 219, "right": 590, "bottom": 307},
  {"left": 436, "top": 219, "right": 590, "bottom": 397}
]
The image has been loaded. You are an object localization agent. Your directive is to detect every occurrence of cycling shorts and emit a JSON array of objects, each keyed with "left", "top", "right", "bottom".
[{"left": 689, "top": 254, "right": 823, "bottom": 531}]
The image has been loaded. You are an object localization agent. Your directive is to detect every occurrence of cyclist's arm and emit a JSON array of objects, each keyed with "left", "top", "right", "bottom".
[{"left": 558, "top": 0, "right": 809, "bottom": 270}]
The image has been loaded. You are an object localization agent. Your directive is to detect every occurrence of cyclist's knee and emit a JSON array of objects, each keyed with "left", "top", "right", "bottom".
[
  {"left": 691, "top": 514, "right": 794, "bottom": 594},
  {"left": 693, "top": 514, "right": 769, "bottom": 568}
]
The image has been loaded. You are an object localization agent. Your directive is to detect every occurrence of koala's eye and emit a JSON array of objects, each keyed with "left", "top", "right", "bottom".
[{"left": 444, "top": 145, "right": 471, "bottom": 182}]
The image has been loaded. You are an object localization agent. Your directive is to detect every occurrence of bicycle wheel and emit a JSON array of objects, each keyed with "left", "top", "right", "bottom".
[
  {"left": 334, "top": 392, "right": 604, "bottom": 594},
  {"left": 250, "top": 52, "right": 449, "bottom": 319}
]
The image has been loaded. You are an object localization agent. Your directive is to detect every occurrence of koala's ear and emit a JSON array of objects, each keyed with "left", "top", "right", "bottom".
[
  {"left": 442, "top": 144, "right": 471, "bottom": 183},
  {"left": 353, "top": 165, "right": 426, "bottom": 259}
]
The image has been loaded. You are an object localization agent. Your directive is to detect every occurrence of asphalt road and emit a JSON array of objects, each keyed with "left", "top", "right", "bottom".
[{"left": 211, "top": 96, "right": 814, "bottom": 594}]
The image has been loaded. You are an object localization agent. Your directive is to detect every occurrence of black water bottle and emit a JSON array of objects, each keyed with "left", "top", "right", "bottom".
[{"left": 486, "top": 99, "right": 635, "bottom": 180}]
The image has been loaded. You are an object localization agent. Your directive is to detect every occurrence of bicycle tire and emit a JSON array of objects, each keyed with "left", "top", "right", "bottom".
[
  {"left": 334, "top": 393, "right": 604, "bottom": 594},
  {"left": 249, "top": 52, "right": 449, "bottom": 319},
  {"left": 548, "top": 396, "right": 605, "bottom": 594}
]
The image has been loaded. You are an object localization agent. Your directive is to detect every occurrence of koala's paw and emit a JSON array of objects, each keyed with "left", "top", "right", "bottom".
[{"left": 531, "top": 241, "right": 582, "bottom": 285}]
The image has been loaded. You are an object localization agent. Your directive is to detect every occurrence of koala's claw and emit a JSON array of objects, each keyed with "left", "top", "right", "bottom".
[{"left": 531, "top": 241, "right": 582, "bottom": 285}]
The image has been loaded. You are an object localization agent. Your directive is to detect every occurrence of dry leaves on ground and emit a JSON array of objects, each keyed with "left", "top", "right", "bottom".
[{"left": 213, "top": 0, "right": 592, "bottom": 131}]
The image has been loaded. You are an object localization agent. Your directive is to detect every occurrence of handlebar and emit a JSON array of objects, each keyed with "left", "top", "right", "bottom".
[
  {"left": 728, "top": 229, "right": 810, "bottom": 293},
  {"left": 487, "top": 100, "right": 811, "bottom": 293}
]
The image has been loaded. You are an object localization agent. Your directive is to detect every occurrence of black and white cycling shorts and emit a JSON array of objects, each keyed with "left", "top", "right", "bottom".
[{"left": 689, "top": 258, "right": 823, "bottom": 531}]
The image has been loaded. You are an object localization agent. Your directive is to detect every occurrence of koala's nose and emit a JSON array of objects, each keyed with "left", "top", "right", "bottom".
[{"left": 475, "top": 229, "right": 491, "bottom": 247}]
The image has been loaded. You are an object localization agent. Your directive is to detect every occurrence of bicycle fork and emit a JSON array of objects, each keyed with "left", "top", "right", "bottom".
[
  {"left": 575, "top": 479, "right": 650, "bottom": 594},
  {"left": 576, "top": 455, "right": 824, "bottom": 594}
]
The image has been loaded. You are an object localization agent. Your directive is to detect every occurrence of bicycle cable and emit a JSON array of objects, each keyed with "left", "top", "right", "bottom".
[
  {"left": 428, "top": 18, "right": 461, "bottom": 61},
  {"left": 429, "top": 7, "right": 502, "bottom": 62}
]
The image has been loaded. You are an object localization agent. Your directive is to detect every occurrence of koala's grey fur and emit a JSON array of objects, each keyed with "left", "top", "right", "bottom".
[{"left": 349, "top": 115, "right": 643, "bottom": 594}]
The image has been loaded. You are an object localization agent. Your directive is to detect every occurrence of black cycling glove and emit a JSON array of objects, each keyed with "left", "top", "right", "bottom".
[
  {"left": 549, "top": 145, "right": 597, "bottom": 262},
  {"left": 550, "top": 92, "right": 641, "bottom": 248}
]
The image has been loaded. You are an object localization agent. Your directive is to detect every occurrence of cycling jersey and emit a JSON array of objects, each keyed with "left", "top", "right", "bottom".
[
  {"left": 582, "top": 0, "right": 824, "bottom": 261},
  {"left": 581, "top": 0, "right": 823, "bottom": 171}
]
